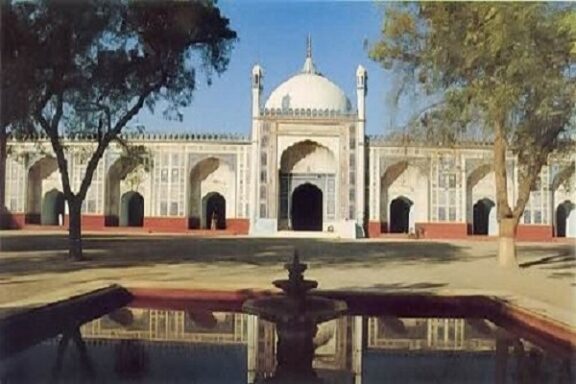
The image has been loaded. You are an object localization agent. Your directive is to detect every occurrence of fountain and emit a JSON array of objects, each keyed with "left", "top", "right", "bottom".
[{"left": 242, "top": 251, "right": 348, "bottom": 383}]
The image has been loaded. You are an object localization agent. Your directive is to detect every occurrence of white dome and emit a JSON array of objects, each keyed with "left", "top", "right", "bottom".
[{"left": 265, "top": 72, "right": 351, "bottom": 113}]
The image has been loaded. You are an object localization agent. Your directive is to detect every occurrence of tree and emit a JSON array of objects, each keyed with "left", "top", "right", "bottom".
[
  {"left": 370, "top": 3, "right": 575, "bottom": 267},
  {"left": 0, "top": 1, "right": 39, "bottom": 228},
  {"left": 1, "top": 0, "right": 236, "bottom": 260}
]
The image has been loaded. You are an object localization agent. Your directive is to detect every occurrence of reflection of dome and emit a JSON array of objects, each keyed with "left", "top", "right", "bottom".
[{"left": 264, "top": 39, "right": 351, "bottom": 113}]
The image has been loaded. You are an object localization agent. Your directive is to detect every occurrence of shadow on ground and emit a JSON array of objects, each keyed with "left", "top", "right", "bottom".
[
  {"left": 517, "top": 244, "right": 576, "bottom": 280},
  {"left": 0, "top": 233, "right": 482, "bottom": 276}
]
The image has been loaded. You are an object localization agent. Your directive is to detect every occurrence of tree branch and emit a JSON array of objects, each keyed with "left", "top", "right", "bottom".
[
  {"left": 78, "top": 82, "right": 162, "bottom": 200},
  {"left": 34, "top": 91, "right": 73, "bottom": 198}
]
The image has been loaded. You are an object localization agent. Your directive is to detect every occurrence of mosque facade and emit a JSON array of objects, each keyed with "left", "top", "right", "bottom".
[{"left": 2, "top": 46, "right": 575, "bottom": 240}]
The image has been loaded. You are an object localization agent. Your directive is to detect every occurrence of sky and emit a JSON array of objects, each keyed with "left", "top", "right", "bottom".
[{"left": 133, "top": 1, "right": 421, "bottom": 136}]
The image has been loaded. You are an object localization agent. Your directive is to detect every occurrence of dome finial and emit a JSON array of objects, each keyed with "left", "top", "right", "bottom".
[{"left": 302, "top": 34, "right": 317, "bottom": 74}]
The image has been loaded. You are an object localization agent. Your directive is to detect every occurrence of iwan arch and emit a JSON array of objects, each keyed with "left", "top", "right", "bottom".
[{"left": 3, "top": 45, "right": 575, "bottom": 240}]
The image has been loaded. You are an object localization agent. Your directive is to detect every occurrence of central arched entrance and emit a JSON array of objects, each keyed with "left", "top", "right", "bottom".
[
  {"left": 389, "top": 197, "right": 412, "bottom": 233},
  {"left": 120, "top": 191, "right": 144, "bottom": 227},
  {"left": 203, "top": 192, "right": 226, "bottom": 230},
  {"left": 291, "top": 184, "right": 323, "bottom": 231}
]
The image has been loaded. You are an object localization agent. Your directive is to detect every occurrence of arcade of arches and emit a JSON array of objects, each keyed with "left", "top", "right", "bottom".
[{"left": 2, "top": 45, "right": 574, "bottom": 240}]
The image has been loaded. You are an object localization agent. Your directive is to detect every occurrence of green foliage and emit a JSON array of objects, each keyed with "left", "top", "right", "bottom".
[
  {"left": 370, "top": 3, "right": 576, "bottom": 148},
  {"left": 1, "top": 0, "right": 236, "bottom": 198},
  {"left": 371, "top": 2, "right": 576, "bottom": 227},
  {"left": 2, "top": 0, "right": 236, "bottom": 137},
  {"left": 1, "top": 0, "right": 236, "bottom": 254}
]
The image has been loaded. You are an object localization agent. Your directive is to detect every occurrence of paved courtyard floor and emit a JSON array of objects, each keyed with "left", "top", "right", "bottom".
[{"left": 0, "top": 230, "right": 574, "bottom": 328}]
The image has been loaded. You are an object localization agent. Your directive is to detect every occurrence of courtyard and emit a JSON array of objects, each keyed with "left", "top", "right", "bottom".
[{"left": 0, "top": 231, "right": 574, "bottom": 328}]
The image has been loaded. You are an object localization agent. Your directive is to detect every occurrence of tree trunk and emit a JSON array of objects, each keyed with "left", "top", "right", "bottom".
[
  {"left": 0, "top": 127, "right": 7, "bottom": 229},
  {"left": 493, "top": 122, "right": 518, "bottom": 268},
  {"left": 498, "top": 217, "right": 518, "bottom": 268},
  {"left": 68, "top": 198, "right": 84, "bottom": 260}
]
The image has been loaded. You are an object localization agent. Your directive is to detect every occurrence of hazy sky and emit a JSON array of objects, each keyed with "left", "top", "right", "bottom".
[{"left": 134, "top": 1, "right": 422, "bottom": 136}]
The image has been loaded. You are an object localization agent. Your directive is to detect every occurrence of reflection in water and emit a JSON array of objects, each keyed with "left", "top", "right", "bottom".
[
  {"left": 0, "top": 308, "right": 573, "bottom": 383},
  {"left": 114, "top": 340, "right": 149, "bottom": 380}
]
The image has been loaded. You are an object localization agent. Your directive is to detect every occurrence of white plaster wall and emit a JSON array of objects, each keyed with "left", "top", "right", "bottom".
[
  {"left": 387, "top": 165, "right": 428, "bottom": 228},
  {"left": 200, "top": 163, "right": 236, "bottom": 219}
]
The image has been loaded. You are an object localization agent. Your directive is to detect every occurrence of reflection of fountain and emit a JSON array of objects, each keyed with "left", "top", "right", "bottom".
[{"left": 243, "top": 251, "right": 348, "bottom": 383}]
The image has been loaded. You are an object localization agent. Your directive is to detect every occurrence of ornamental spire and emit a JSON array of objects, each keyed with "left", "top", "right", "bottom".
[{"left": 302, "top": 34, "right": 317, "bottom": 74}]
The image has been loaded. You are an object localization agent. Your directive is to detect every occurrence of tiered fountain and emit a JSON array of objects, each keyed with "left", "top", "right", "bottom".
[{"left": 242, "top": 251, "right": 348, "bottom": 383}]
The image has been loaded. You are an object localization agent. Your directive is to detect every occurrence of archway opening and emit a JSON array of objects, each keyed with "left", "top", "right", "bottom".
[
  {"left": 105, "top": 157, "right": 145, "bottom": 227},
  {"left": 291, "top": 184, "right": 323, "bottom": 231},
  {"left": 203, "top": 192, "right": 226, "bottom": 230},
  {"left": 26, "top": 157, "right": 59, "bottom": 224},
  {"left": 556, "top": 205, "right": 567, "bottom": 237},
  {"left": 120, "top": 191, "right": 144, "bottom": 227},
  {"left": 188, "top": 158, "right": 230, "bottom": 230},
  {"left": 473, "top": 198, "right": 494, "bottom": 235},
  {"left": 389, "top": 197, "right": 412, "bottom": 233},
  {"left": 556, "top": 201, "right": 574, "bottom": 237},
  {"left": 41, "top": 189, "right": 65, "bottom": 226}
]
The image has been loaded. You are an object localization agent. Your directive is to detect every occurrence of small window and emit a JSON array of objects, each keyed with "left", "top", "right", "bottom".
[
  {"left": 260, "top": 204, "right": 267, "bottom": 218},
  {"left": 171, "top": 169, "right": 179, "bottom": 183},
  {"left": 448, "top": 207, "right": 456, "bottom": 221},
  {"left": 161, "top": 169, "right": 168, "bottom": 183},
  {"left": 160, "top": 201, "right": 168, "bottom": 216},
  {"left": 438, "top": 207, "right": 446, "bottom": 221},
  {"left": 261, "top": 153, "right": 267, "bottom": 166},
  {"left": 170, "top": 202, "right": 178, "bottom": 216},
  {"left": 523, "top": 210, "right": 531, "bottom": 224},
  {"left": 87, "top": 200, "right": 96, "bottom": 213},
  {"left": 534, "top": 210, "right": 542, "bottom": 224}
]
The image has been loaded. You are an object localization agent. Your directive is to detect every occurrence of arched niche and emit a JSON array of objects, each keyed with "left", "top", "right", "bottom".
[
  {"left": 188, "top": 157, "right": 234, "bottom": 229},
  {"left": 120, "top": 191, "right": 144, "bottom": 227},
  {"left": 202, "top": 192, "right": 226, "bottom": 230},
  {"left": 26, "top": 156, "right": 59, "bottom": 224},
  {"left": 41, "top": 188, "right": 65, "bottom": 226},
  {"left": 105, "top": 156, "right": 147, "bottom": 227},
  {"left": 556, "top": 200, "right": 575, "bottom": 238},
  {"left": 472, "top": 198, "right": 495, "bottom": 235},
  {"left": 389, "top": 196, "right": 413, "bottom": 233}
]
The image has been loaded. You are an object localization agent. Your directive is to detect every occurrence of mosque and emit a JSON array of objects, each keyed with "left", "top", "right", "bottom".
[{"left": 2, "top": 42, "right": 575, "bottom": 240}]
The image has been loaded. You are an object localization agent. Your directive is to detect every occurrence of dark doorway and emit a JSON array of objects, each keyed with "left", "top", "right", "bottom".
[
  {"left": 555, "top": 201, "right": 573, "bottom": 237},
  {"left": 291, "top": 184, "right": 323, "bottom": 231},
  {"left": 204, "top": 193, "right": 226, "bottom": 229},
  {"left": 120, "top": 191, "right": 144, "bottom": 227},
  {"left": 473, "top": 198, "right": 494, "bottom": 235},
  {"left": 42, "top": 189, "right": 65, "bottom": 226},
  {"left": 389, "top": 197, "right": 412, "bottom": 233}
]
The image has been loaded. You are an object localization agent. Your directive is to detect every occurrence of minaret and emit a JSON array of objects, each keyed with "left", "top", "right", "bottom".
[
  {"left": 252, "top": 64, "right": 263, "bottom": 118},
  {"left": 250, "top": 64, "right": 263, "bottom": 233},
  {"left": 356, "top": 65, "right": 367, "bottom": 120},
  {"left": 355, "top": 65, "right": 367, "bottom": 229}
]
